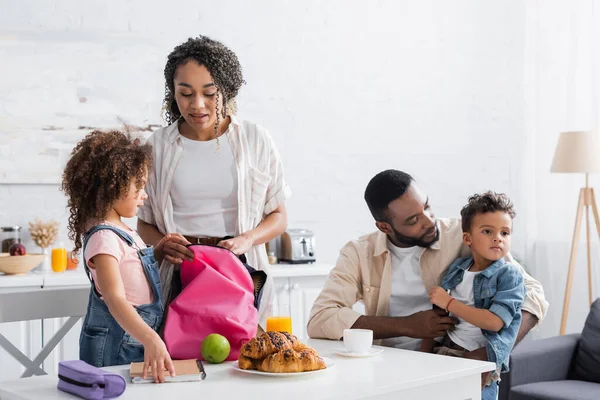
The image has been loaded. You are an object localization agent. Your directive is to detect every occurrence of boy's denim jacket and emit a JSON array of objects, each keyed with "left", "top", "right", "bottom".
[{"left": 441, "top": 257, "right": 526, "bottom": 373}]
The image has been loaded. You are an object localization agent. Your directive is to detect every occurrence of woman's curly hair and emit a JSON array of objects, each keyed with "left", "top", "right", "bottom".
[
  {"left": 61, "top": 130, "right": 152, "bottom": 254},
  {"left": 162, "top": 35, "right": 245, "bottom": 125}
]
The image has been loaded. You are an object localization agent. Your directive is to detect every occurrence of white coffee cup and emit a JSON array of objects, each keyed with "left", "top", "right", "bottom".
[{"left": 343, "top": 328, "right": 373, "bottom": 354}]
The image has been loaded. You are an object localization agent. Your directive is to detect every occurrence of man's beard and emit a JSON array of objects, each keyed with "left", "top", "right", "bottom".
[{"left": 390, "top": 223, "right": 439, "bottom": 248}]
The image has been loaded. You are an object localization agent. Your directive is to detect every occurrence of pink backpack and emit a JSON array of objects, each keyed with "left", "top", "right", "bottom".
[{"left": 162, "top": 245, "right": 258, "bottom": 361}]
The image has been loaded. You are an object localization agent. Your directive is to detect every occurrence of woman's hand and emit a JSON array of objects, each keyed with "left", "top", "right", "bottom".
[
  {"left": 141, "top": 332, "right": 176, "bottom": 383},
  {"left": 154, "top": 233, "right": 194, "bottom": 264},
  {"left": 217, "top": 232, "right": 255, "bottom": 255}
]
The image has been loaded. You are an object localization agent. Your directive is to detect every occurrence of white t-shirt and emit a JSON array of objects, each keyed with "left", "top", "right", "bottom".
[
  {"left": 447, "top": 267, "right": 488, "bottom": 351},
  {"left": 170, "top": 134, "right": 238, "bottom": 237},
  {"left": 382, "top": 240, "right": 430, "bottom": 350}
]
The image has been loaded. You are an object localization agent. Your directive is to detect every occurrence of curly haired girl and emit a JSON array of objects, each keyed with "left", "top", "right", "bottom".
[{"left": 62, "top": 130, "right": 176, "bottom": 382}]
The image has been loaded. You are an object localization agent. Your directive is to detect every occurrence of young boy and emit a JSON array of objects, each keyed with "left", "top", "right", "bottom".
[{"left": 421, "top": 191, "right": 526, "bottom": 400}]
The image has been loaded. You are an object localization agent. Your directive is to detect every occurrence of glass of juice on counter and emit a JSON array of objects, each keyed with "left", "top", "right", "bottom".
[
  {"left": 266, "top": 316, "right": 293, "bottom": 334},
  {"left": 66, "top": 251, "right": 79, "bottom": 270},
  {"left": 51, "top": 245, "right": 68, "bottom": 272}
]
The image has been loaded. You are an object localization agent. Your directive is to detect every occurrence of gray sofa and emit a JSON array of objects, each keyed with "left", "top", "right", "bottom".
[{"left": 499, "top": 299, "right": 600, "bottom": 400}]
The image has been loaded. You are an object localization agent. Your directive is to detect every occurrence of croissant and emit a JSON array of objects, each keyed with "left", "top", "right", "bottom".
[
  {"left": 294, "top": 342, "right": 319, "bottom": 355},
  {"left": 258, "top": 348, "right": 326, "bottom": 373},
  {"left": 240, "top": 331, "right": 300, "bottom": 359},
  {"left": 238, "top": 354, "right": 262, "bottom": 370}
]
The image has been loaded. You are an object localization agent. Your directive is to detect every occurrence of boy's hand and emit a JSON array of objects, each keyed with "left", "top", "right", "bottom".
[{"left": 429, "top": 286, "right": 452, "bottom": 309}]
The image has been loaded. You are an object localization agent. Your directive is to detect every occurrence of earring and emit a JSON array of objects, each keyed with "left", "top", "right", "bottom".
[{"left": 214, "top": 91, "right": 221, "bottom": 152}]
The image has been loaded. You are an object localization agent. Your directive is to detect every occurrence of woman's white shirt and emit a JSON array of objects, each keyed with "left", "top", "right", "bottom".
[{"left": 138, "top": 116, "right": 291, "bottom": 326}]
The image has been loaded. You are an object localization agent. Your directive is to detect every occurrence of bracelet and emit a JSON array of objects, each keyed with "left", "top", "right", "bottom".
[{"left": 445, "top": 297, "right": 455, "bottom": 312}]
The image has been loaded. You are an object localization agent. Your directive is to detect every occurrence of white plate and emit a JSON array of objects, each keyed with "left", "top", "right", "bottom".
[
  {"left": 232, "top": 357, "right": 335, "bottom": 377},
  {"left": 333, "top": 347, "right": 383, "bottom": 358}
]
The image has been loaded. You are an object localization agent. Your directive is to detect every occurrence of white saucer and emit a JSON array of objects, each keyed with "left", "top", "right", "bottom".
[{"left": 334, "top": 347, "right": 383, "bottom": 358}]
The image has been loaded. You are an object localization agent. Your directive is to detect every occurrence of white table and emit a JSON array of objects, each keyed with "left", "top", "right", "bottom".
[
  {"left": 0, "top": 339, "right": 495, "bottom": 399},
  {"left": 0, "top": 270, "right": 90, "bottom": 378},
  {"left": 0, "top": 265, "right": 335, "bottom": 381}
]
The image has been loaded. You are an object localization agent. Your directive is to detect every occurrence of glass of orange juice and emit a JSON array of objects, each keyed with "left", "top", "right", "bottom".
[
  {"left": 266, "top": 316, "right": 293, "bottom": 334},
  {"left": 51, "top": 246, "right": 68, "bottom": 272},
  {"left": 66, "top": 251, "right": 79, "bottom": 270}
]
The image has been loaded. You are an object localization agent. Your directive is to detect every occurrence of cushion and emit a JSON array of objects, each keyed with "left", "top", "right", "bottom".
[
  {"left": 511, "top": 380, "right": 600, "bottom": 400},
  {"left": 571, "top": 298, "right": 600, "bottom": 383}
]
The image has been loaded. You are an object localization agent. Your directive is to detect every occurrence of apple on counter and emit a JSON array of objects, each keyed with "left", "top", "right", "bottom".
[{"left": 8, "top": 243, "right": 26, "bottom": 256}]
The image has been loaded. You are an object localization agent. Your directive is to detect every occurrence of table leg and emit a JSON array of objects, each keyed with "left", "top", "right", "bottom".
[
  {"left": 0, "top": 334, "right": 46, "bottom": 376},
  {"left": 21, "top": 316, "right": 81, "bottom": 378}
]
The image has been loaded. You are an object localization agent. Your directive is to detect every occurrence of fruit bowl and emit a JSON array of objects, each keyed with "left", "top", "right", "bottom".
[{"left": 0, "top": 253, "right": 45, "bottom": 275}]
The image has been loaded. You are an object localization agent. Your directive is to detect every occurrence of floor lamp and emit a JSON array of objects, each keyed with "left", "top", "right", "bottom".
[{"left": 551, "top": 131, "right": 600, "bottom": 335}]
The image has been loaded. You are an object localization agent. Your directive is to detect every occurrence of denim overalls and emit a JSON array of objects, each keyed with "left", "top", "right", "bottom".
[{"left": 79, "top": 225, "right": 163, "bottom": 367}]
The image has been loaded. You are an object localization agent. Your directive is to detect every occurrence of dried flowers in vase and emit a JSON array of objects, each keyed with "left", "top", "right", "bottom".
[{"left": 28, "top": 218, "right": 60, "bottom": 250}]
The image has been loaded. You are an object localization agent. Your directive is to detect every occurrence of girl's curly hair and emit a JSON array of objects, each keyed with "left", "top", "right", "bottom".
[
  {"left": 61, "top": 130, "right": 152, "bottom": 254},
  {"left": 162, "top": 35, "right": 245, "bottom": 125}
]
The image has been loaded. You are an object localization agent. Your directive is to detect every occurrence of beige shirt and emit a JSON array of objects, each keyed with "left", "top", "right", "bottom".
[
  {"left": 307, "top": 218, "right": 548, "bottom": 341},
  {"left": 138, "top": 116, "right": 292, "bottom": 327}
]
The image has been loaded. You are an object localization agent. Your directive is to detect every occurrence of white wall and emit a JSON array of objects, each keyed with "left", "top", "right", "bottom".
[
  {"left": 519, "top": 0, "right": 600, "bottom": 338},
  {"left": 0, "top": 0, "right": 527, "bottom": 264},
  {"left": 8, "top": 0, "right": 596, "bottom": 377}
]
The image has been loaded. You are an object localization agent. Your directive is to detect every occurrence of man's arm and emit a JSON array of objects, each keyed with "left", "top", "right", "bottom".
[
  {"left": 515, "top": 310, "right": 538, "bottom": 344},
  {"left": 306, "top": 243, "right": 364, "bottom": 340},
  {"left": 307, "top": 242, "right": 457, "bottom": 340},
  {"left": 352, "top": 311, "right": 457, "bottom": 340},
  {"left": 505, "top": 253, "right": 549, "bottom": 324}
]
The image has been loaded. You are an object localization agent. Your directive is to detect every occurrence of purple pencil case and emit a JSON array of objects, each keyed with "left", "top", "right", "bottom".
[{"left": 57, "top": 360, "right": 126, "bottom": 399}]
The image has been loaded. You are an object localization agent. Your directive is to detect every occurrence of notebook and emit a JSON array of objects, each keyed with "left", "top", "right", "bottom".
[{"left": 129, "top": 359, "right": 206, "bottom": 383}]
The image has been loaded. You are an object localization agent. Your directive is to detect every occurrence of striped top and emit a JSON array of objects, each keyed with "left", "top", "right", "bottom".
[{"left": 138, "top": 116, "right": 291, "bottom": 326}]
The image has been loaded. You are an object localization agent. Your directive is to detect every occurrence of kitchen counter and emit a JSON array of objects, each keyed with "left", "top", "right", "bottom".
[
  {"left": 268, "top": 263, "right": 333, "bottom": 278},
  {"left": 0, "top": 263, "right": 335, "bottom": 289},
  {"left": 0, "top": 269, "right": 89, "bottom": 289}
]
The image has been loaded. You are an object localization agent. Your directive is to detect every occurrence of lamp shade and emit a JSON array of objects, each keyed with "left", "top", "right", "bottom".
[{"left": 551, "top": 131, "right": 600, "bottom": 173}]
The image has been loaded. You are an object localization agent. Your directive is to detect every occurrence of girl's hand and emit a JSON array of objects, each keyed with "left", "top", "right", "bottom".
[
  {"left": 154, "top": 233, "right": 194, "bottom": 264},
  {"left": 142, "top": 333, "right": 176, "bottom": 383},
  {"left": 428, "top": 286, "right": 452, "bottom": 309},
  {"left": 217, "top": 232, "right": 255, "bottom": 255}
]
